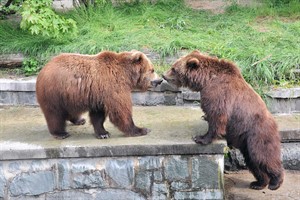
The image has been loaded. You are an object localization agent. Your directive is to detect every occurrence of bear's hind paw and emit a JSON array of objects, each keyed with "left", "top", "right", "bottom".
[
  {"left": 52, "top": 132, "right": 70, "bottom": 140},
  {"left": 250, "top": 181, "right": 267, "bottom": 190},
  {"left": 71, "top": 118, "right": 86, "bottom": 126},
  {"left": 128, "top": 127, "right": 150, "bottom": 137},
  {"left": 268, "top": 179, "right": 283, "bottom": 190}
]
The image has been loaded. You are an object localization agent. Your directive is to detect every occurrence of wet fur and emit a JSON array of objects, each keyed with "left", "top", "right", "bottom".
[{"left": 163, "top": 50, "right": 284, "bottom": 190}]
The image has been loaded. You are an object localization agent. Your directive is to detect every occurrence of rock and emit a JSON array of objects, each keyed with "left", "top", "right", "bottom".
[
  {"left": 9, "top": 171, "right": 55, "bottom": 196},
  {"left": 0, "top": 54, "right": 24, "bottom": 68}
]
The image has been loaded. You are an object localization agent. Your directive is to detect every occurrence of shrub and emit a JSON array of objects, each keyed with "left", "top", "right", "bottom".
[{"left": 20, "top": 0, "right": 77, "bottom": 38}]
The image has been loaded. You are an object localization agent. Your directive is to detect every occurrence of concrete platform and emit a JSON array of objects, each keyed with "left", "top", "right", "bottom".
[
  {"left": 0, "top": 106, "right": 227, "bottom": 199},
  {"left": 0, "top": 106, "right": 228, "bottom": 160}
]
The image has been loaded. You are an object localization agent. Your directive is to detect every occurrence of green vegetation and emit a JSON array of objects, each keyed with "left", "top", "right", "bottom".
[
  {"left": 22, "top": 57, "right": 40, "bottom": 76},
  {"left": 0, "top": 0, "right": 299, "bottom": 90},
  {"left": 20, "top": 0, "right": 77, "bottom": 38}
]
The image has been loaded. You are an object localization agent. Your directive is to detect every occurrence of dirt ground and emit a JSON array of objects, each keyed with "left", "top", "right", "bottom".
[
  {"left": 225, "top": 170, "right": 300, "bottom": 200},
  {"left": 185, "top": 0, "right": 258, "bottom": 14}
]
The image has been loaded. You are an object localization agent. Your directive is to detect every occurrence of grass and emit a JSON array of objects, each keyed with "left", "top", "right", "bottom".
[{"left": 0, "top": 0, "right": 299, "bottom": 90}]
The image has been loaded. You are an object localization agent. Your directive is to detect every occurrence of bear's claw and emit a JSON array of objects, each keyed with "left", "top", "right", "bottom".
[{"left": 96, "top": 132, "right": 110, "bottom": 139}]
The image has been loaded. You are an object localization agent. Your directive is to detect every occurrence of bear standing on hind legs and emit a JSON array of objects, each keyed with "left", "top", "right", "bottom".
[
  {"left": 36, "top": 50, "right": 163, "bottom": 139},
  {"left": 163, "top": 50, "right": 284, "bottom": 190}
]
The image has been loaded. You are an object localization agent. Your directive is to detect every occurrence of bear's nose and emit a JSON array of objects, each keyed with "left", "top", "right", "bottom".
[{"left": 151, "top": 78, "right": 163, "bottom": 87}]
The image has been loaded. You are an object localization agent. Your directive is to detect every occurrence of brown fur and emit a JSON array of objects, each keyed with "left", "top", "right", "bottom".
[
  {"left": 36, "top": 50, "right": 162, "bottom": 139},
  {"left": 163, "top": 50, "right": 284, "bottom": 190}
]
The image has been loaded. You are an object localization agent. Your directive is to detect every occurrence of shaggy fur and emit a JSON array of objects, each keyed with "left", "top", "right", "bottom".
[
  {"left": 163, "top": 50, "right": 284, "bottom": 190},
  {"left": 36, "top": 50, "right": 162, "bottom": 139}
]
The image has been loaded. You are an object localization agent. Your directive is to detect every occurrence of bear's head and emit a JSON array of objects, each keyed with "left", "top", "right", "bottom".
[
  {"left": 122, "top": 50, "right": 163, "bottom": 91},
  {"left": 163, "top": 50, "right": 227, "bottom": 91}
]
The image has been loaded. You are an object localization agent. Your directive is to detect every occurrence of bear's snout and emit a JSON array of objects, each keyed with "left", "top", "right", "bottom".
[
  {"left": 150, "top": 78, "right": 163, "bottom": 87},
  {"left": 162, "top": 74, "right": 173, "bottom": 82}
]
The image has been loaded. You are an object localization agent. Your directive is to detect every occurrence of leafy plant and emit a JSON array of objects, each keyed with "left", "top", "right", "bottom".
[
  {"left": 20, "top": 0, "right": 77, "bottom": 38},
  {"left": 22, "top": 57, "right": 40, "bottom": 76}
]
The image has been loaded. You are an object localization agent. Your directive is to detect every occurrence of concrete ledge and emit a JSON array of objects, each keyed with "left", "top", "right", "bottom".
[
  {"left": 267, "top": 87, "right": 300, "bottom": 98},
  {"left": 0, "top": 142, "right": 226, "bottom": 161},
  {"left": 0, "top": 106, "right": 225, "bottom": 199},
  {"left": 0, "top": 106, "right": 225, "bottom": 161},
  {"left": 0, "top": 78, "right": 36, "bottom": 91}
]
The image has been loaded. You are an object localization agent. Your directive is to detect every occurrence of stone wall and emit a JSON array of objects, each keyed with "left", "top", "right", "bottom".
[
  {"left": 266, "top": 87, "right": 300, "bottom": 114},
  {"left": 0, "top": 155, "right": 224, "bottom": 199},
  {"left": 0, "top": 78, "right": 299, "bottom": 114}
]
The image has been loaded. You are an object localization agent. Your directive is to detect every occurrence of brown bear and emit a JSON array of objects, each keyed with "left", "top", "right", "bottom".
[
  {"left": 36, "top": 50, "right": 163, "bottom": 139},
  {"left": 163, "top": 50, "right": 284, "bottom": 190}
]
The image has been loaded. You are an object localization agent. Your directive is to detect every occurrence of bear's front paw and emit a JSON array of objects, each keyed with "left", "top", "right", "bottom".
[
  {"left": 96, "top": 131, "right": 110, "bottom": 139},
  {"left": 192, "top": 135, "right": 212, "bottom": 145}
]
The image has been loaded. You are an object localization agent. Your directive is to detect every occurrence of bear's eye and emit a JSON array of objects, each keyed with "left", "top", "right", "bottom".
[
  {"left": 171, "top": 68, "right": 176, "bottom": 73},
  {"left": 150, "top": 69, "right": 154, "bottom": 73}
]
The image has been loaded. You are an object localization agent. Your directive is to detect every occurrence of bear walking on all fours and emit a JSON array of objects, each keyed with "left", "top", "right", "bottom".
[
  {"left": 36, "top": 50, "right": 163, "bottom": 139},
  {"left": 163, "top": 50, "right": 284, "bottom": 190}
]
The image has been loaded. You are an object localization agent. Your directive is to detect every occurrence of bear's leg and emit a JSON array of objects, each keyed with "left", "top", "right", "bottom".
[
  {"left": 89, "top": 110, "right": 110, "bottom": 139},
  {"left": 109, "top": 110, "right": 149, "bottom": 137},
  {"left": 69, "top": 116, "right": 86, "bottom": 125},
  {"left": 107, "top": 94, "right": 150, "bottom": 137},
  {"left": 264, "top": 153, "right": 284, "bottom": 190},
  {"left": 265, "top": 144, "right": 284, "bottom": 190},
  {"left": 268, "top": 170, "right": 284, "bottom": 190},
  {"left": 44, "top": 111, "right": 70, "bottom": 139},
  {"left": 246, "top": 133, "right": 284, "bottom": 190},
  {"left": 241, "top": 143, "right": 269, "bottom": 190},
  {"left": 248, "top": 165, "right": 269, "bottom": 190},
  {"left": 193, "top": 114, "right": 227, "bottom": 145}
]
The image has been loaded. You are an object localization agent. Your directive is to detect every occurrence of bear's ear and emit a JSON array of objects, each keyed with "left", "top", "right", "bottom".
[
  {"left": 131, "top": 52, "right": 143, "bottom": 63},
  {"left": 191, "top": 50, "right": 201, "bottom": 54},
  {"left": 187, "top": 58, "right": 200, "bottom": 69}
]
